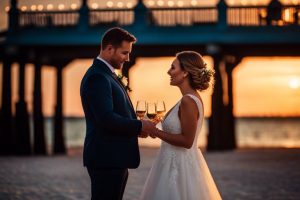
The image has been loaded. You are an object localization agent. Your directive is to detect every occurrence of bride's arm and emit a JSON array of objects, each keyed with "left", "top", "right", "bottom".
[{"left": 153, "top": 96, "right": 199, "bottom": 149}]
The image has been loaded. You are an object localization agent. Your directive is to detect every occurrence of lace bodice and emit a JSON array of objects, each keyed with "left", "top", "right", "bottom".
[{"left": 161, "top": 94, "right": 204, "bottom": 148}]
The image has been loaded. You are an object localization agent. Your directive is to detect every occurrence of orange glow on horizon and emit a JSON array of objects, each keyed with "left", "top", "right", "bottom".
[
  {"left": 234, "top": 57, "right": 300, "bottom": 117},
  {"left": 1, "top": 56, "right": 300, "bottom": 117}
]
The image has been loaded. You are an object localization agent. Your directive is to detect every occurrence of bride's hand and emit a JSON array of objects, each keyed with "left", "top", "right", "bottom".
[
  {"left": 153, "top": 117, "right": 162, "bottom": 124},
  {"left": 149, "top": 131, "right": 156, "bottom": 138},
  {"left": 150, "top": 128, "right": 161, "bottom": 139}
]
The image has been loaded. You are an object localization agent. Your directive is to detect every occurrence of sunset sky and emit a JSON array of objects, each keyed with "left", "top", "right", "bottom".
[
  {"left": 0, "top": 0, "right": 300, "bottom": 117},
  {"left": 1, "top": 56, "right": 300, "bottom": 117}
]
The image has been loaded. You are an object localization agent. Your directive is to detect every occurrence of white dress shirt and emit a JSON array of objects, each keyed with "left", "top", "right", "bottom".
[{"left": 97, "top": 56, "right": 115, "bottom": 74}]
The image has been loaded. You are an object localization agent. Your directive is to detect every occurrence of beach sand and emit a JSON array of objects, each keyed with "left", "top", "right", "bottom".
[{"left": 0, "top": 147, "right": 299, "bottom": 200}]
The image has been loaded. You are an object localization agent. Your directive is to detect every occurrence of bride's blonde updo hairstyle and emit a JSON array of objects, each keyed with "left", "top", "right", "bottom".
[{"left": 176, "top": 51, "right": 215, "bottom": 91}]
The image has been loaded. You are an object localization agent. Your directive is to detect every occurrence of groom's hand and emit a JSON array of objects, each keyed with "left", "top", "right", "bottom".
[
  {"left": 139, "top": 131, "right": 148, "bottom": 138},
  {"left": 141, "top": 120, "right": 156, "bottom": 137},
  {"left": 149, "top": 132, "right": 156, "bottom": 139}
]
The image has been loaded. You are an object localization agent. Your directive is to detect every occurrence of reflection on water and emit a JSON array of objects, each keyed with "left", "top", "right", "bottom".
[
  {"left": 43, "top": 117, "right": 300, "bottom": 150},
  {"left": 236, "top": 118, "right": 300, "bottom": 148}
]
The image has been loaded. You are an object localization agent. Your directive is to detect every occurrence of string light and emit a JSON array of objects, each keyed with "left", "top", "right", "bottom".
[
  {"left": 70, "top": 3, "right": 78, "bottom": 10},
  {"left": 260, "top": 10, "right": 267, "bottom": 18},
  {"left": 191, "top": 0, "right": 198, "bottom": 7},
  {"left": 58, "top": 4, "right": 65, "bottom": 10},
  {"left": 117, "top": 2, "right": 124, "bottom": 8},
  {"left": 251, "top": 0, "right": 258, "bottom": 6},
  {"left": 177, "top": 1, "right": 184, "bottom": 7},
  {"left": 227, "top": 0, "right": 235, "bottom": 5},
  {"left": 106, "top": 1, "right": 114, "bottom": 8},
  {"left": 37, "top": 4, "right": 44, "bottom": 11},
  {"left": 147, "top": 0, "right": 155, "bottom": 7},
  {"left": 47, "top": 4, "right": 54, "bottom": 11},
  {"left": 5, "top": 0, "right": 298, "bottom": 13},
  {"left": 277, "top": 20, "right": 284, "bottom": 26},
  {"left": 126, "top": 2, "right": 133, "bottom": 8},
  {"left": 5, "top": 6, "right": 10, "bottom": 12},
  {"left": 241, "top": 0, "right": 247, "bottom": 6},
  {"left": 91, "top": 3, "right": 98, "bottom": 9},
  {"left": 292, "top": 0, "right": 298, "bottom": 5},
  {"left": 167, "top": 1, "right": 175, "bottom": 7},
  {"left": 157, "top": 0, "right": 164, "bottom": 7},
  {"left": 31, "top": 5, "right": 37, "bottom": 11},
  {"left": 20, "top": 6, "right": 27, "bottom": 11}
]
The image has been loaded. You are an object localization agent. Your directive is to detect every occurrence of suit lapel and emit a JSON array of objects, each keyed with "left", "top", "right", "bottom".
[
  {"left": 111, "top": 73, "right": 135, "bottom": 112},
  {"left": 93, "top": 58, "right": 136, "bottom": 117}
]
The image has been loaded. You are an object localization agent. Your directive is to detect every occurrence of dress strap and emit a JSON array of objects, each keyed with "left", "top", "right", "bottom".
[{"left": 184, "top": 94, "right": 204, "bottom": 121}]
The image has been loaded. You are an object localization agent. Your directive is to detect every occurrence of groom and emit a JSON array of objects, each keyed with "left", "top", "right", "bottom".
[{"left": 80, "top": 27, "right": 155, "bottom": 200}]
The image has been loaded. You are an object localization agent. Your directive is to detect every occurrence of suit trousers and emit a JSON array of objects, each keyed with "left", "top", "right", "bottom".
[{"left": 87, "top": 167, "right": 129, "bottom": 200}]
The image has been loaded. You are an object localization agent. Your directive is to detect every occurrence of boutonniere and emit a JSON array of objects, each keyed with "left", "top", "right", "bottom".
[{"left": 117, "top": 74, "right": 132, "bottom": 92}]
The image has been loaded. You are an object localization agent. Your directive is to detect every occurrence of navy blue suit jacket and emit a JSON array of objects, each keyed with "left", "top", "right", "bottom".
[{"left": 80, "top": 58, "right": 142, "bottom": 168}]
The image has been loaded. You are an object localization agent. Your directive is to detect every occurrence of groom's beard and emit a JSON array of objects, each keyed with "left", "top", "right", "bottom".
[{"left": 110, "top": 58, "right": 124, "bottom": 70}]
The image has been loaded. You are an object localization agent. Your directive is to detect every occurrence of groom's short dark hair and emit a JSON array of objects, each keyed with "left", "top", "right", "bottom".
[{"left": 101, "top": 27, "right": 137, "bottom": 50}]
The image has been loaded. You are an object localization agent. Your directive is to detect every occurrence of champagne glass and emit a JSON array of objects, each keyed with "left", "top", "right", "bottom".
[
  {"left": 136, "top": 100, "right": 146, "bottom": 119},
  {"left": 156, "top": 100, "right": 166, "bottom": 121},
  {"left": 147, "top": 102, "right": 157, "bottom": 121}
]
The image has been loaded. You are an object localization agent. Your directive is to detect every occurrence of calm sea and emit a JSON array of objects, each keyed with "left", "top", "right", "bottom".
[{"left": 44, "top": 117, "right": 300, "bottom": 150}]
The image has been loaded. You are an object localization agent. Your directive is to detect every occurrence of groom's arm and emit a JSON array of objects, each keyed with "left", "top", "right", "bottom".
[{"left": 82, "top": 74, "right": 142, "bottom": 137}]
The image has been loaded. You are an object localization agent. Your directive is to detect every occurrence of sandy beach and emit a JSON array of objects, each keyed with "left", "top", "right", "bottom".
[{"left": 0, "top": 147, "right": 300, "bottom": 200}]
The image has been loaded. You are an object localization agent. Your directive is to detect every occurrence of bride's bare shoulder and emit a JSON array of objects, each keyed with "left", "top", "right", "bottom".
[{"left": 180, "top": 95, "right": 198, "bottom": 111}]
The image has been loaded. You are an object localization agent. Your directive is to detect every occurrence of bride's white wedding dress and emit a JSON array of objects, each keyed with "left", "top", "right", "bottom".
[{"left": 140, "top": 94, "right": 222, "bottom": 200}]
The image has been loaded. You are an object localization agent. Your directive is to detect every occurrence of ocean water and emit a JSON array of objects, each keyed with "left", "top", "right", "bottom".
[{"left": 44, "top": 117, "right": 300, "bottom": 150}]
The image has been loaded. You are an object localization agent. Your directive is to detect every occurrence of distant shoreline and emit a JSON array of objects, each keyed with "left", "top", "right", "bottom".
[{"left": 42, "top": 116, "right": 300, "bottom": 151}]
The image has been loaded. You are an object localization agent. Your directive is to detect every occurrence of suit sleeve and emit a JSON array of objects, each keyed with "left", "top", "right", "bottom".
[{"left": 82, "top": 74, "right": 142, "bottom": 137}]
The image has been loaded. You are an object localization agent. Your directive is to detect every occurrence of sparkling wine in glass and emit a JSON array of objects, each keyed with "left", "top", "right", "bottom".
[
  {"left": 136, "top": 100, "right": 146, "bottom": 119},
  {"left": 147, "top": 102, "right": 157, "bottom": 121},
  {"left": 156, "top": 101, "right": 166, "bottom": 121}
]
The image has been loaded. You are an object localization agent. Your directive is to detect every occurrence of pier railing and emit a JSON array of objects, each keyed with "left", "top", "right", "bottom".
[
  {"left": 89, "top": 8, "right": 134, "bottom": 26},
  {"left": 227, "top": 5, "right": 299, "bottom": 26},
  {"left": 17, "top": 4, "right": 300, "bottom": 28},
  {"left": 148, "top": 7, "right": 217, "bottom": 26},
  {"left": 19, "top": 10, "right": 79, "bottom": 27}
]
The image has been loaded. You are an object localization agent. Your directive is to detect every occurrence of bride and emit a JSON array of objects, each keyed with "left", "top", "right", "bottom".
[{"left": 140, "top": 51, "right": 222, "bottom": 200}]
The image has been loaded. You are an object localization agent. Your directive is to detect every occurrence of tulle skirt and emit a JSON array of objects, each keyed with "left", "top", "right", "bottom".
[{"left": 140, "top": 143, "right": 222, "bottom": 200}]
